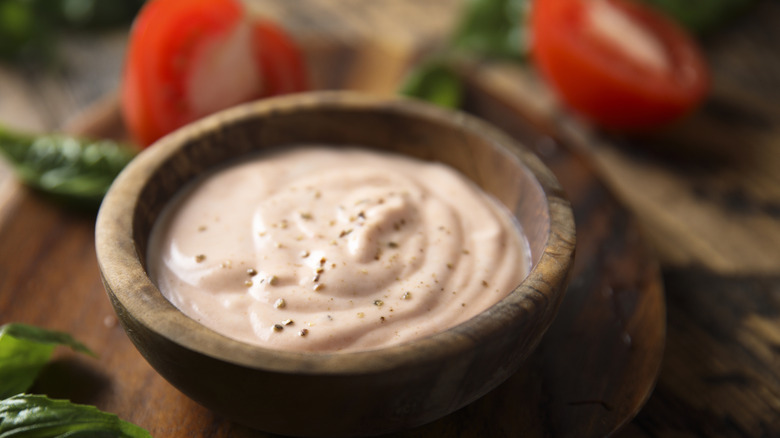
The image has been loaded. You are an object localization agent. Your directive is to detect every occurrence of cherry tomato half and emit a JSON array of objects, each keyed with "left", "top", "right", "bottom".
[
  {"left": 121, "top": 0, "right": 308, "bottom": 147},
  {"left": 531, "top": 0, "right": 709, "bottom": 131}
]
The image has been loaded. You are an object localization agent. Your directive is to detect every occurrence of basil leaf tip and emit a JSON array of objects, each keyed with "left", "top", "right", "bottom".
[
  {"left": 0, "top": 323, "right": 95, "bottom": 399},
  {"left": 400, "top": 60, "right": 463, "bottom": 109},
  {"left": 0, "top": 394, "right": 152, "bottom": 438},
  {"left": 0, "top": 125, "right": 137, "bottom": 209}
]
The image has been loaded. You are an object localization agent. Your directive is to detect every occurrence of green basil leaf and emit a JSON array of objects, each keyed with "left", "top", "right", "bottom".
[
  {"left": 0, "top": 324, "right": 94, "bottom": 399},
  {"left": 451, "top": 0, "right": 528, "bottom": 59},
  {"left": 0, "top": 394, "right": 151, "bottom": 437},
  {"left": 0, "top": 126, "right": 136, "bottom": 209},
  {"left": 400, "top": 60, "right": 463, "bottom": 109}
]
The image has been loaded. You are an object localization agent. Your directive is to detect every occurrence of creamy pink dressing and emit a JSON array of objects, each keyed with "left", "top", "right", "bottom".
[{"left": 148, "top": 147, "right": 530, "bottom": 352}]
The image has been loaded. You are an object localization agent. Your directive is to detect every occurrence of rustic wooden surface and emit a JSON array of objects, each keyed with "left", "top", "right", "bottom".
[
  {"left": 0, "top": 0, "right": 778, "bottom": 436},
  {"left": 459, "top": 2, "right": 780, "bottom": 436}
]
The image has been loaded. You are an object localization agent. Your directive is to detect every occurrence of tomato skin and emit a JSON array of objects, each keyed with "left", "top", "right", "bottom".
[
  {"left": 121, "top": 0, "right": 308, "bottom": 147},
  {"left": 531, "top": 0, "right": 709, "bottom": 131}
]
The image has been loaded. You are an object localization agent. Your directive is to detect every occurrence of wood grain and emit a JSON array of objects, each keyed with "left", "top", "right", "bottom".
[
  {"left": 2, "top": 0, "right": 778, "bottom": 436},
  {"left": 0, "top": 1, "right": 663, "bottom": 436},
  {"left": 0, "top": 84, "right": 662, "bottom": 438},
  {"left": 455, "top": 2, "right": 780, "bottom": 437},
  {"left": 461, "top": 81, "right": 665, "bottom": 438},
  {"left": 0, "top": 91, "right": 664, "bottom": 436}
]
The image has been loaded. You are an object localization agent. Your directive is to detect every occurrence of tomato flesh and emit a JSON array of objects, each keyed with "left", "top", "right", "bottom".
[
  {"left": 531, "top": 0, "right": 709, "bottom": 131},
  {"left": 186, "top": 20, "right": 263, "bottom": 118},
  {"left": 121, "top": 0, "right": 308, "bottom": 146}
]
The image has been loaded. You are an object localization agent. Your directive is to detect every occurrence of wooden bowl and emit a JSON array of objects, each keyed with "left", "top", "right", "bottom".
[{"left": 95, "top": 91, "right": 575, "bottom": 437}]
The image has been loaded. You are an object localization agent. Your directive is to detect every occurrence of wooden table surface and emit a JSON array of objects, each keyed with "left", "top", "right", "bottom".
[{"left": 1, "top": 1, "right": 779, "bottom": 437}]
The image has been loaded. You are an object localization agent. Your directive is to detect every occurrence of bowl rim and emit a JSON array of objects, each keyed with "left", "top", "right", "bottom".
[{"left": 95, "top": 91, "right": 575, "bottom": 375}]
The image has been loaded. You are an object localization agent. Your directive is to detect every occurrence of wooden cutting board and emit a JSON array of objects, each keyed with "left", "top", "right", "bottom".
[
  {"left": 3, "top": 0, "right": 780, "bottom": 435},
  {"left": 0, "top": 99, "right": 664, "bottom": 438},
  {"left": 0, "top": 40, "right": 664, "bottom": 438}
]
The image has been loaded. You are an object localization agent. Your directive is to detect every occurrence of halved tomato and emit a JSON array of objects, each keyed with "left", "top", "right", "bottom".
[
  {"left": 121, "top": 0, "right": 308, "bottom": 147},
  {"left": 531, "top": 0, "right": 709, "bottom": 130}
]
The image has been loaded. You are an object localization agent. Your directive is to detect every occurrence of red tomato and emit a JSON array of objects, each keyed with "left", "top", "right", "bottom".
[
  {"left": 531, "top": 0, "right": 709, "bottom": 131},
  {"left": 121, "top": 0, "right": 308, "bottom": 147}
]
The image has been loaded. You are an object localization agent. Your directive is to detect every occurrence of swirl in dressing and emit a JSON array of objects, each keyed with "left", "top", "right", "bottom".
[{"left": 148, "top": 147, "right": 530, "bottom": 352}]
